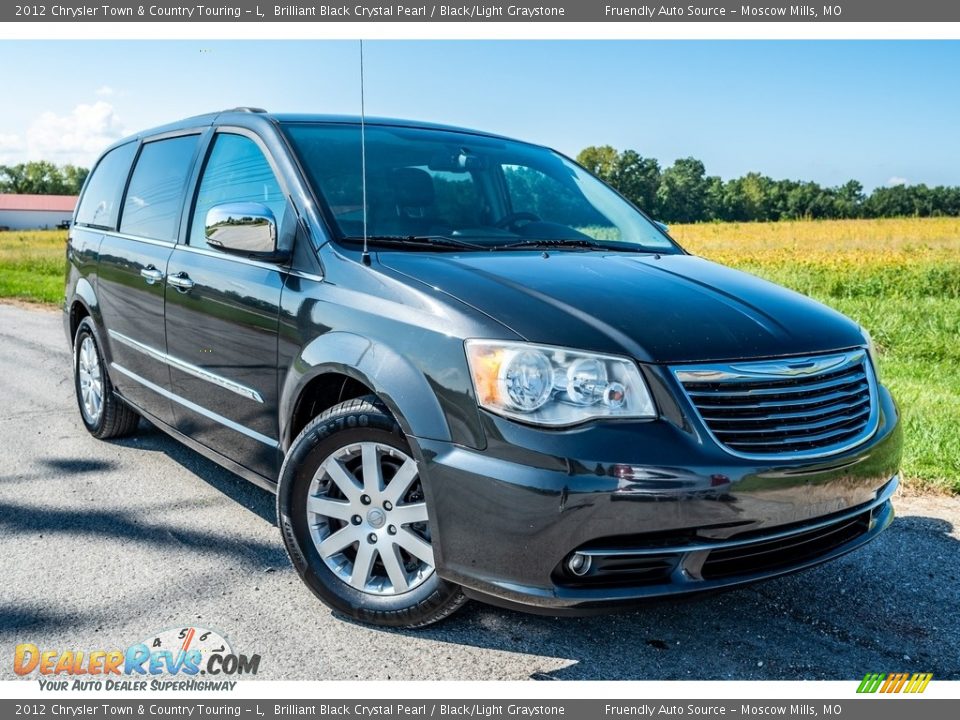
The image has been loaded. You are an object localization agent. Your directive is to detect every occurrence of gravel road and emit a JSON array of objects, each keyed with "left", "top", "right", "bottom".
[{"left": 1, "top": 302, "right": 958, "bottom": 681}]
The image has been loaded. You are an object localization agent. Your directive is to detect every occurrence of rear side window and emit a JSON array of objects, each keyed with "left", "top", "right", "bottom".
[
  {"left": 189, "top": 133, "right": 286, "bottom": 249},
  {"left": 75, "top": 142, "right": 137, "bottom": 230},
  {"left": 120, "top": 135, "right": 200, "bottom": 242}
]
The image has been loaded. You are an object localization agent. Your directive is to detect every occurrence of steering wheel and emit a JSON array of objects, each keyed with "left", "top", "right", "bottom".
[{"left": 494, "top": 212, "right": 541, "bottom": 232}]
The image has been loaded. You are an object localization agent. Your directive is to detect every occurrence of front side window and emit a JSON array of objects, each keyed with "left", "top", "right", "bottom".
[
  {"left": 282, "top": 122, "right": 676, "bottom": 252},
  {"left": 120, "top": 135, "right": 199, "bottom": 242},
  {"left": 189, "top": 133, "right": 286, "bottom": 250},
  {"left": 75, "top": 142, "right": 137, "bottom": 230}
]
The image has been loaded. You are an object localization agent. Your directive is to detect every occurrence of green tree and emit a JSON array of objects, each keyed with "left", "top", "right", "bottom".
[
  {"left": 0, "top": 161, "right": 89, "bottom": 195},
  {"left": 578, "top": 145, "right": 960, "bottom": 222},
  {"left": 834, "top": 180, "right": 865, "bottom": 219},
  {"left": 576, "top": 145, "right": 619, "bottom": 184},
  {"left": 864, "top": 185, "right": 917, "bottom": 217},
  {"left": 612, "top": 150, "right": 660, "bottom": 215},
  {"left": 576, "top": 146, "right": 661, "bottom": 215},
  {"left": 656, "top": 157, "right": 709, "bottom": 223},
  {"left": 61, "top": 165, "right": 90, "bottom": 195},
  {"left": 703, "top": 176, "right": 728, "bottom": 220}
]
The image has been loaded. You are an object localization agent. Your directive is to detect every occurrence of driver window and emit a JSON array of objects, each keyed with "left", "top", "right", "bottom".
[{"left": 190, "top": 133, "right": 286, "bottom": 249}]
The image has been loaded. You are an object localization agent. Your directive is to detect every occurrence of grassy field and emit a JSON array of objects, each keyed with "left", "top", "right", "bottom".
[
  {"left": 0, "top": 229, "right": 65, "bottom": 304},
  {"left": 1, "top": 219, "right": 958, "bottom": 492}
]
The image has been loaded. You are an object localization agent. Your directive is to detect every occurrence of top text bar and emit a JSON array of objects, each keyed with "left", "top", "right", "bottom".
[{"left": 5, "top": 1, "right": 960, "bottom": 23}]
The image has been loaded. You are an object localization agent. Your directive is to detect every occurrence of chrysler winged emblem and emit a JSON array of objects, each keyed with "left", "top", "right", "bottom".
[{"left": 727, "top": 352, "right": 857, "bottom": 377}]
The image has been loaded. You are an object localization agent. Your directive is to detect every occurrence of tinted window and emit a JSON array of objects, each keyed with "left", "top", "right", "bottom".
[
  {"left": 190, "top": 133, "right": 286, "bottom": 249},
  {"left": 120, "top": 135, "right": 199, "bottom": 241},
  {"left": 75, "top": 142, "right": 137, "bottom": 229}
]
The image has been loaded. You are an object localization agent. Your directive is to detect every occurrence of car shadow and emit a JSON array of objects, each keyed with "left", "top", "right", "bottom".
[
  {"left": 0, "top": 419, "right": 286, "bottom": 575},
  {"left": 110, "top": 419, "right": 278, "bottom": 526},
  {"left": 40, "top": 458, "right": 119, "bottom": 474}
]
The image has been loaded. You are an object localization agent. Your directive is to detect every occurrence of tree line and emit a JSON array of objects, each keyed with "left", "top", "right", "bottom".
[
  {"left": 576, "top": 146, "right": 960, "bottom": 223},
  {"left": 0, "top": 162, "right": 89, "bottom": 196}
]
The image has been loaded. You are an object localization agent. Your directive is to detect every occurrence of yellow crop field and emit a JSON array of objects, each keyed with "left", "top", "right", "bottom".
[{"left": 673, "top": 216, "right": 960, "bottom": 258}]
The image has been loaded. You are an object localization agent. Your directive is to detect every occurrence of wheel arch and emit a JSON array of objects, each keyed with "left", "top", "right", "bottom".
[
  {"left": 68, "top": 277, "right": 101, "bottom": 340},
  {"left": 67, "top": 279, "right": 117, "bottom": 369},
  {"left": 279, "top": 331, "right": 451, "bottom": 452}
]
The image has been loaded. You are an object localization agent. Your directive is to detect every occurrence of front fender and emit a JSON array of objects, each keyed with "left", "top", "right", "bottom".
[{"left": 279, "top": 331, "right": 452, "bottom": 451}]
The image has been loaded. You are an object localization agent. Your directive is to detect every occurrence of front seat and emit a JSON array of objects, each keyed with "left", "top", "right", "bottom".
[{"left": 392, "top": 167, "right": 440, "bottom": 235}]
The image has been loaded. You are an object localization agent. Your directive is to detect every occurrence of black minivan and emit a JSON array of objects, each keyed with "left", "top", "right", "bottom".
[{"left": 65, "top": 108, "right": 902, "bottom": 627}]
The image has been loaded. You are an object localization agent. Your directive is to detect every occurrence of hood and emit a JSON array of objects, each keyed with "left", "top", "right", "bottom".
[{"left": 378, "top": 250, "right": 865, "bottom": 364}]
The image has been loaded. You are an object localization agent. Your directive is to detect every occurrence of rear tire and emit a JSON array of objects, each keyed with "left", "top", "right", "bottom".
[
  {"left": 277, "top": 395, "right": 467, "bottom": 628},
  {"left": 73, "top": 317, "right": 140, "bottom": 439}
]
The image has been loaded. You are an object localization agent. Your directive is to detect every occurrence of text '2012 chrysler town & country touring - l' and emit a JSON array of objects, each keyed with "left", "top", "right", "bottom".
[{"left": 64, "top": 109, "right": 902, "bottom": 627}]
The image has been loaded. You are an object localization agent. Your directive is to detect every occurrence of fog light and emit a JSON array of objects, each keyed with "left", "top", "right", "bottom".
[{"left": 566, "top": 552, "right": 592, "bottom": 576}]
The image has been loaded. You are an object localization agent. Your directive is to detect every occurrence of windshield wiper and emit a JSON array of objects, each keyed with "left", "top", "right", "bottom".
[
  {"left": 342, "top": 235, "right": 489, "bottom": 251},
  {"left": 493, "top": 238, "right": 653, "bottom": 252}
]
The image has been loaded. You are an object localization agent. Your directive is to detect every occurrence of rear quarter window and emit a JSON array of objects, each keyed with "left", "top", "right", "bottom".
[
  {"left": 74, "top": 142, "right": 137, "bottom": 230},
  {"left": 120, "top": 135, "right": 200, "bottom": 242}
]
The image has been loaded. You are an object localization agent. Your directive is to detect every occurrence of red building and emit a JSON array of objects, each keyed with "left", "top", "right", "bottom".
[{"left": 0, "top": 194, "right": 77, "bottom": 230}]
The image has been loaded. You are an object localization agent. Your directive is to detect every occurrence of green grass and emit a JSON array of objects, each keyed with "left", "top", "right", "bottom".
[
  {"left": 0, "top": 230, "right": 66, "bottom": 304},
  {"left": 828, "top": 298, "right": 960, "bottom": 492},
  {"left": 2, "top": 222, "right": 958, "bottom": 493}
]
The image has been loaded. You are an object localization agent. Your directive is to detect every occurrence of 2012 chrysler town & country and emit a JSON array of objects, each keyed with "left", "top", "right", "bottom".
[{"left": 64, "top": 109, "right": 902, "bottom": 627}]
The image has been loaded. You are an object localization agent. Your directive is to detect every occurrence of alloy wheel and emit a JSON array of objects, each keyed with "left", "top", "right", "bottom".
[
  {"left": 78, "top": 336, "right": 103, "bottom": 424},
  {"left": 306, "top": 441, "right": 435, "bottom": 595}
]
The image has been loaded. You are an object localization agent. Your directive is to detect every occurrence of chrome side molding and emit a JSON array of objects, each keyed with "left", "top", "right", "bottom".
[
  {"left": 109, "top": 362, "right": 277, "bottom": 448},
  {"left": 107, "top": 329, "right": 264, "bottom": 404}
]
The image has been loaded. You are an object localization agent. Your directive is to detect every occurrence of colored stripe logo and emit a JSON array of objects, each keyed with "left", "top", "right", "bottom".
[{"left": 857, "top": 672, "right": 932, "bottom": 693}]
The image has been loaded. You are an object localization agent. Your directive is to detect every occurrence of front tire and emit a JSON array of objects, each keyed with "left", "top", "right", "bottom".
[
  {"left": 277, "top": 396, "right": 466, "bottom": 628},
  {"left": 73, "top": 318, "right": 140, "bottom": 439}
]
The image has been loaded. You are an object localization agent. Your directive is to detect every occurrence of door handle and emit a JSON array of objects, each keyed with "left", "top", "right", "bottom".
[
  {"left": 140, "top": 266, "right": 164, "bottom": 285},
  {"left": 167, "top": 272, "right": 195, "bottom": 292}
]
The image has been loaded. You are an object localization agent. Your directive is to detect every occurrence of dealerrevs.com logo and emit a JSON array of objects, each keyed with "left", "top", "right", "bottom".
[{"left": 14, "top": 626, "right": 260, "bottom": 691}]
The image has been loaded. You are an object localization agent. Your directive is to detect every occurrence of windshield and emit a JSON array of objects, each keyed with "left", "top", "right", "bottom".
[{"left": 281, "top": 123, "right": 679, "bottom": 252}]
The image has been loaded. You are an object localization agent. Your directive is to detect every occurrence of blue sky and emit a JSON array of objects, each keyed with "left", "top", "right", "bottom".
[{"left": 1, "top": 40, "right": 957, "bottom": 190}]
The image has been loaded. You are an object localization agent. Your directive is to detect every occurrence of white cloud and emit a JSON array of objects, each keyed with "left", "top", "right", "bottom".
[
  {"left": 25, "top": 101, "right": 125, "bottom": 166},
  {"left": 95, "top": 85, "right": 115, "bottom": 97},
  {"left": 887, "top": 176, "right": 908, "bottom": 187},
  {"left": 0, "top": 133, "right": 23, "bottom": 164}
]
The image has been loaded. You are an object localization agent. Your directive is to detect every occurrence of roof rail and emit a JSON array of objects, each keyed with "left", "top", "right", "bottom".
[{"left": 223, "top": 107, "right": 268, "bottom": 113}]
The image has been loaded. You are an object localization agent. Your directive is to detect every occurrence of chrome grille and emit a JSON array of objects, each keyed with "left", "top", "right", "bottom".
[{"left": 673, "top": 350, "right": 878, "bottom": 459}]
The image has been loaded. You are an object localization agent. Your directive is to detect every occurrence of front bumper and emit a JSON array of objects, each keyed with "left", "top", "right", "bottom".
[{"left": 414, "top": 383, "right": 902, "bottom": 614}]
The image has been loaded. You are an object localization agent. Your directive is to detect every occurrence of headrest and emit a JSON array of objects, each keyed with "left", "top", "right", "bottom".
[{"left": 393, "top": 167, "right": 435, "bottom": 208}]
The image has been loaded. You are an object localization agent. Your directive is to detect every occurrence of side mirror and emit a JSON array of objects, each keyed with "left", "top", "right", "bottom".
[
  {"left": 205, "top": 202, "right": 289, "bottom": 261},
  {"left": 654, "top": 221, "right": 670, "bottom": 235}
]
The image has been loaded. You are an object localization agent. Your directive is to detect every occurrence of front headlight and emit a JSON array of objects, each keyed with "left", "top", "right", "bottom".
[{"left": 464, "top": 340, "right": 656, "bottom": 426}]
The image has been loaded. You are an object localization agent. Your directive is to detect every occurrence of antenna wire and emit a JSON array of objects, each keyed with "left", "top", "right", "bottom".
[{"left": 360, "top": 40, "right": 370, "bottom": 263}]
